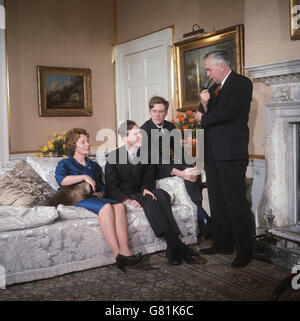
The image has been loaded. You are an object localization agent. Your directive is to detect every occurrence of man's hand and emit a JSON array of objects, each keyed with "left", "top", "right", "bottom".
[
  {"left": 171, "top": 168, "right": 197, "bottom": 182},
  {"left": 143, "top": 189, "right": 157, "bottom": 200},
  {"left": 195, "top": 111, "right": 203, "bottom": 122},
  {"left": 128, "top": 199, "right": 142, "bottom": 207},
  {"left": 182, "top": 168, "right": 198, "bottom": 182},
  {"left": 200, "top": 89, "right": 210, "bottom": 112}
]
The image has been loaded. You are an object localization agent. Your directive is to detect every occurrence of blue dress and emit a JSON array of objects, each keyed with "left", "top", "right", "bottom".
[{"left": 55, "top": 155, "right": 119, "bottom": 214}]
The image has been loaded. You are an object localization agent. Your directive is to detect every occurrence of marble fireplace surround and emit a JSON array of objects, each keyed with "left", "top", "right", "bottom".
[{"left": 246, "top": 59, "right": 300, "bottom": 230}]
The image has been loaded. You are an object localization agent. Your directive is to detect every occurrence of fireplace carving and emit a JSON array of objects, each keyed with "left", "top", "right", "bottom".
[
  {"left": 246, "top": 59, "right": 300, "bottom": 230},
  {"left": 246, "top": 59, "right": 300, "bottom": 270}
]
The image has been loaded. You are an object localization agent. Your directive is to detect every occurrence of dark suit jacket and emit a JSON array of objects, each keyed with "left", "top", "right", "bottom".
[
  {"left": 199, "top": 71, "right": 253, "bottom": 162},
  {"left": 141, "top": 118, "right": 191, "bottom": 178},
  {"left": 104, "top": 146, "right": 156, "bottom": 202}
]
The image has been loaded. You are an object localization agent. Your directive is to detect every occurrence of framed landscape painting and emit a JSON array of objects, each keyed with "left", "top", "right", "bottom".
[
  {"left": 290, "top": 0, "right": 300, "bottom": 40},
  {"left": 37, "top": 66, "right": 92, "bottom": 117},
  {"left": 174, "top": 25, "right": 244, "bottom": 110}
]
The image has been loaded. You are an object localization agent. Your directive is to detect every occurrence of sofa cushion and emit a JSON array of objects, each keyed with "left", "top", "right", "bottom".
[
  {"left": 0, "top": 206, "right": 58, "bottom": 232},
  {"left": 123, "top": 189, "right": 175, "bottom": 212},
  {"left": 57, "top": 190, "right": 175, "bottom": 219},
  {"left": 57, "top": 204, "right": 96, "bottom": 220},
  {"left": 26, "top": 156, "right": 63, "bottom": 190},
  {"left": 0, "top": 161, "right": 55, "bottom": 207},
  {"left": 156, "top": 176, "right": 188, "bottom": 206}
]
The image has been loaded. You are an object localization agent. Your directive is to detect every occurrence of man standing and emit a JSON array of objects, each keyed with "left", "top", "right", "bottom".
[
  {"left": 141, "top": 96, "right": 213, "bottom": 240},
  {"left": 105, "top": 120, "right": 204, "bottom": 265},
  {"left": 196, "top": 50, "right": 253, "bottom": 268}
]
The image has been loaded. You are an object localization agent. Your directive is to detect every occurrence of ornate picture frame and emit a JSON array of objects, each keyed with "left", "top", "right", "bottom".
[
  {"left": 290, "top": 0, "right": 300, "bottom": 40},
  {"left": 174, "top": 25, "right": 244, "bottom": 110},
  {"left": 37, "top": 66, "right": 92, "bottom": 117}
]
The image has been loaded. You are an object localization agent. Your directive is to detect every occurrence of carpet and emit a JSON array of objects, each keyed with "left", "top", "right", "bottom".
[{"left": 0, "top": 241, "right": 300, "bottom": 301}]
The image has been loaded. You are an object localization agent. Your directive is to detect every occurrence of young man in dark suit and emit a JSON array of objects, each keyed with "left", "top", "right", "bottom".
[
  {"left": 141, "top": 96, "right": 213, "bottom": 240},
  {"left": 196, "top": 50, "right": 253, "bottom": 268},
  {"left": 105, "top": 120, "right": 205, "bottom": 265}
]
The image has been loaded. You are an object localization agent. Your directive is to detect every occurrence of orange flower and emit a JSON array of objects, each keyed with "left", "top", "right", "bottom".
[
  {"left": 189, "top": 118, "right": 196, "bottom": 123},
  {"left": 171, "top": 119, "right": 175, "bottom": 124},
  {"left": 185, "top": 110, "right": 193, "bottom": 116},
  {"left": 182, "top": 125, "right": 189, "bottom": 130},
  {"left": 180, "top": 117, "right": 185, "bottom": 123},
  {"left": 176, "top": 112, "right": 182, "bottom": 118}
]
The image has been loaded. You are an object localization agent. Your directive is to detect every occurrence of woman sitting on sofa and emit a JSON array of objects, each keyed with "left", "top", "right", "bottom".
[{"left": 55, "top": 127, "right": 143, "bottom": 271}]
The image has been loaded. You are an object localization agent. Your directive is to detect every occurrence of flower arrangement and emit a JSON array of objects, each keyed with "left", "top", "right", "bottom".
[
  {"left": 172, "top": 110, "right": 201, "bottom": 144},
  {"left": 36, "top": 132, "right": 67, "bottom": 157}
]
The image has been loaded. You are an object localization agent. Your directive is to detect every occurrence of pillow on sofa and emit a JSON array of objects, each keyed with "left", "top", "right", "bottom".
[
  {"left": 0, "top": 161, "right": 55, "bottom": 207},
  {"left": 0, "top": 206, "right": 58, "bottom": 232},
  {"left": 26, "top": 156, "right": 63, "bottom": 190},
  {"left": 0, "top": 160, "right": 21, "bottom": 176}
]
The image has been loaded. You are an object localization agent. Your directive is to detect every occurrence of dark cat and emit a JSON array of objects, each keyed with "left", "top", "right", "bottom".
[{"left": 49, "top": 181, "right": 93, "bottom": 207}]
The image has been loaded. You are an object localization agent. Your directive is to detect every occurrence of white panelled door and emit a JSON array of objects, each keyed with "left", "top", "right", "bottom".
[
  {"left": 114, "top": 28, "right": 173, "bottom": 139},
  {"left": 0, "top": 3, "right": 9, "bottom": 161},
  {"left": 125, "top": 46, "right": 164, "bottom": 125}
]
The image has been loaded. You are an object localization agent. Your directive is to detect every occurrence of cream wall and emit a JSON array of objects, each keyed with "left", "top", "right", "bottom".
[
  {"left": 6, "top": 0, "right": 116, "bottom": 153},
  {"left": 245, "top": 0, "right": 300, "bottom": 66},
  {"left": 117, "top": 0, "right": 300, "bottom": 157},
  {"left": 117, "top": 0, "right": 244, "bottom": 44},
  {"left": 244, "top": 0, "right": 300, "bottom": 156},
  {"left": 6, "top": 0, "right": 300, "bottom": 155}
]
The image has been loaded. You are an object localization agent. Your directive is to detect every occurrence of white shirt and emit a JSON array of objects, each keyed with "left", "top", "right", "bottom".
[
  {"left": 128, "top": 150, "right": 137, "bottom": 160},
  {"left": 155, "top": 122, "right": 164, "bottom": 134},
  {"left": 221, "top": 70, "right": 232, "bottom": 88}
]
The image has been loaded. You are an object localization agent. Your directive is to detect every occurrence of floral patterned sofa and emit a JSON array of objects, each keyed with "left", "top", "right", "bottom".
[{"left": 0, "top": 156, "right": 198, "bottom": 286}]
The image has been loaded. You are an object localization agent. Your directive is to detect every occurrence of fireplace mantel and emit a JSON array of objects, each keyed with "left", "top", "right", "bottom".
[{"left": 246, "top": 59, "right": 300, "bottom": 229}]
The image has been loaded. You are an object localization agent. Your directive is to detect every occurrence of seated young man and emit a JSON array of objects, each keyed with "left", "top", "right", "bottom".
[
  {"left": 140, "top": 96, "right": 213, "bottom": 240},
  {"left": 105, "top": 120, "right": 206, "bottom": 265}
]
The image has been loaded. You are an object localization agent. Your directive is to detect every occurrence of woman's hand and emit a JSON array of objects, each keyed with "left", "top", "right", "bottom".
[
  {"left": 143, "top": 189, "right": 157, "bottom": 200},
  {"left": 83, "top": 175, "right": 96, "bottom": 192},
  {"left": 93, "top": 191, "right": 105, "bottom": 198}
]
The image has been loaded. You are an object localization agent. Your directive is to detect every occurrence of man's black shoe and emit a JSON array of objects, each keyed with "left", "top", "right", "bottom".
[
  {"left": 231, "top": 255, "right": 252, "bottom": 268},
  {"left": 198, "top": 220, "right": 213, "bottom": 240},
  {"left": 179, "top": 240, "right": 199, "bottom": 258},
  {"left": 199, "top": 246, "right": 233, "bottom": 255},
  {"left": 166, "top": 247, "right": 182, "bottom": 265}
]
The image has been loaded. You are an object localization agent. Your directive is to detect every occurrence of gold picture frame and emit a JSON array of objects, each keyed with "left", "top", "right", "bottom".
[
  {"left": 174, "top": 25, "right": 244, "bottom": 110},
  {"left": 290, "top": 0, "right": 300, "bottom": 40},
  {"left": 37, "top": 66, "right": 92, "bottom": 117}
]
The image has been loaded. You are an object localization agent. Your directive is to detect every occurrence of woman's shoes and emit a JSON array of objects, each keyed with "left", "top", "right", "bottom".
[
  {"left": 133, "top": 252, "right": 143, "bottom": 259},
  {"left": 115, "top": 252, "right": 143, "bottom": 272}
]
